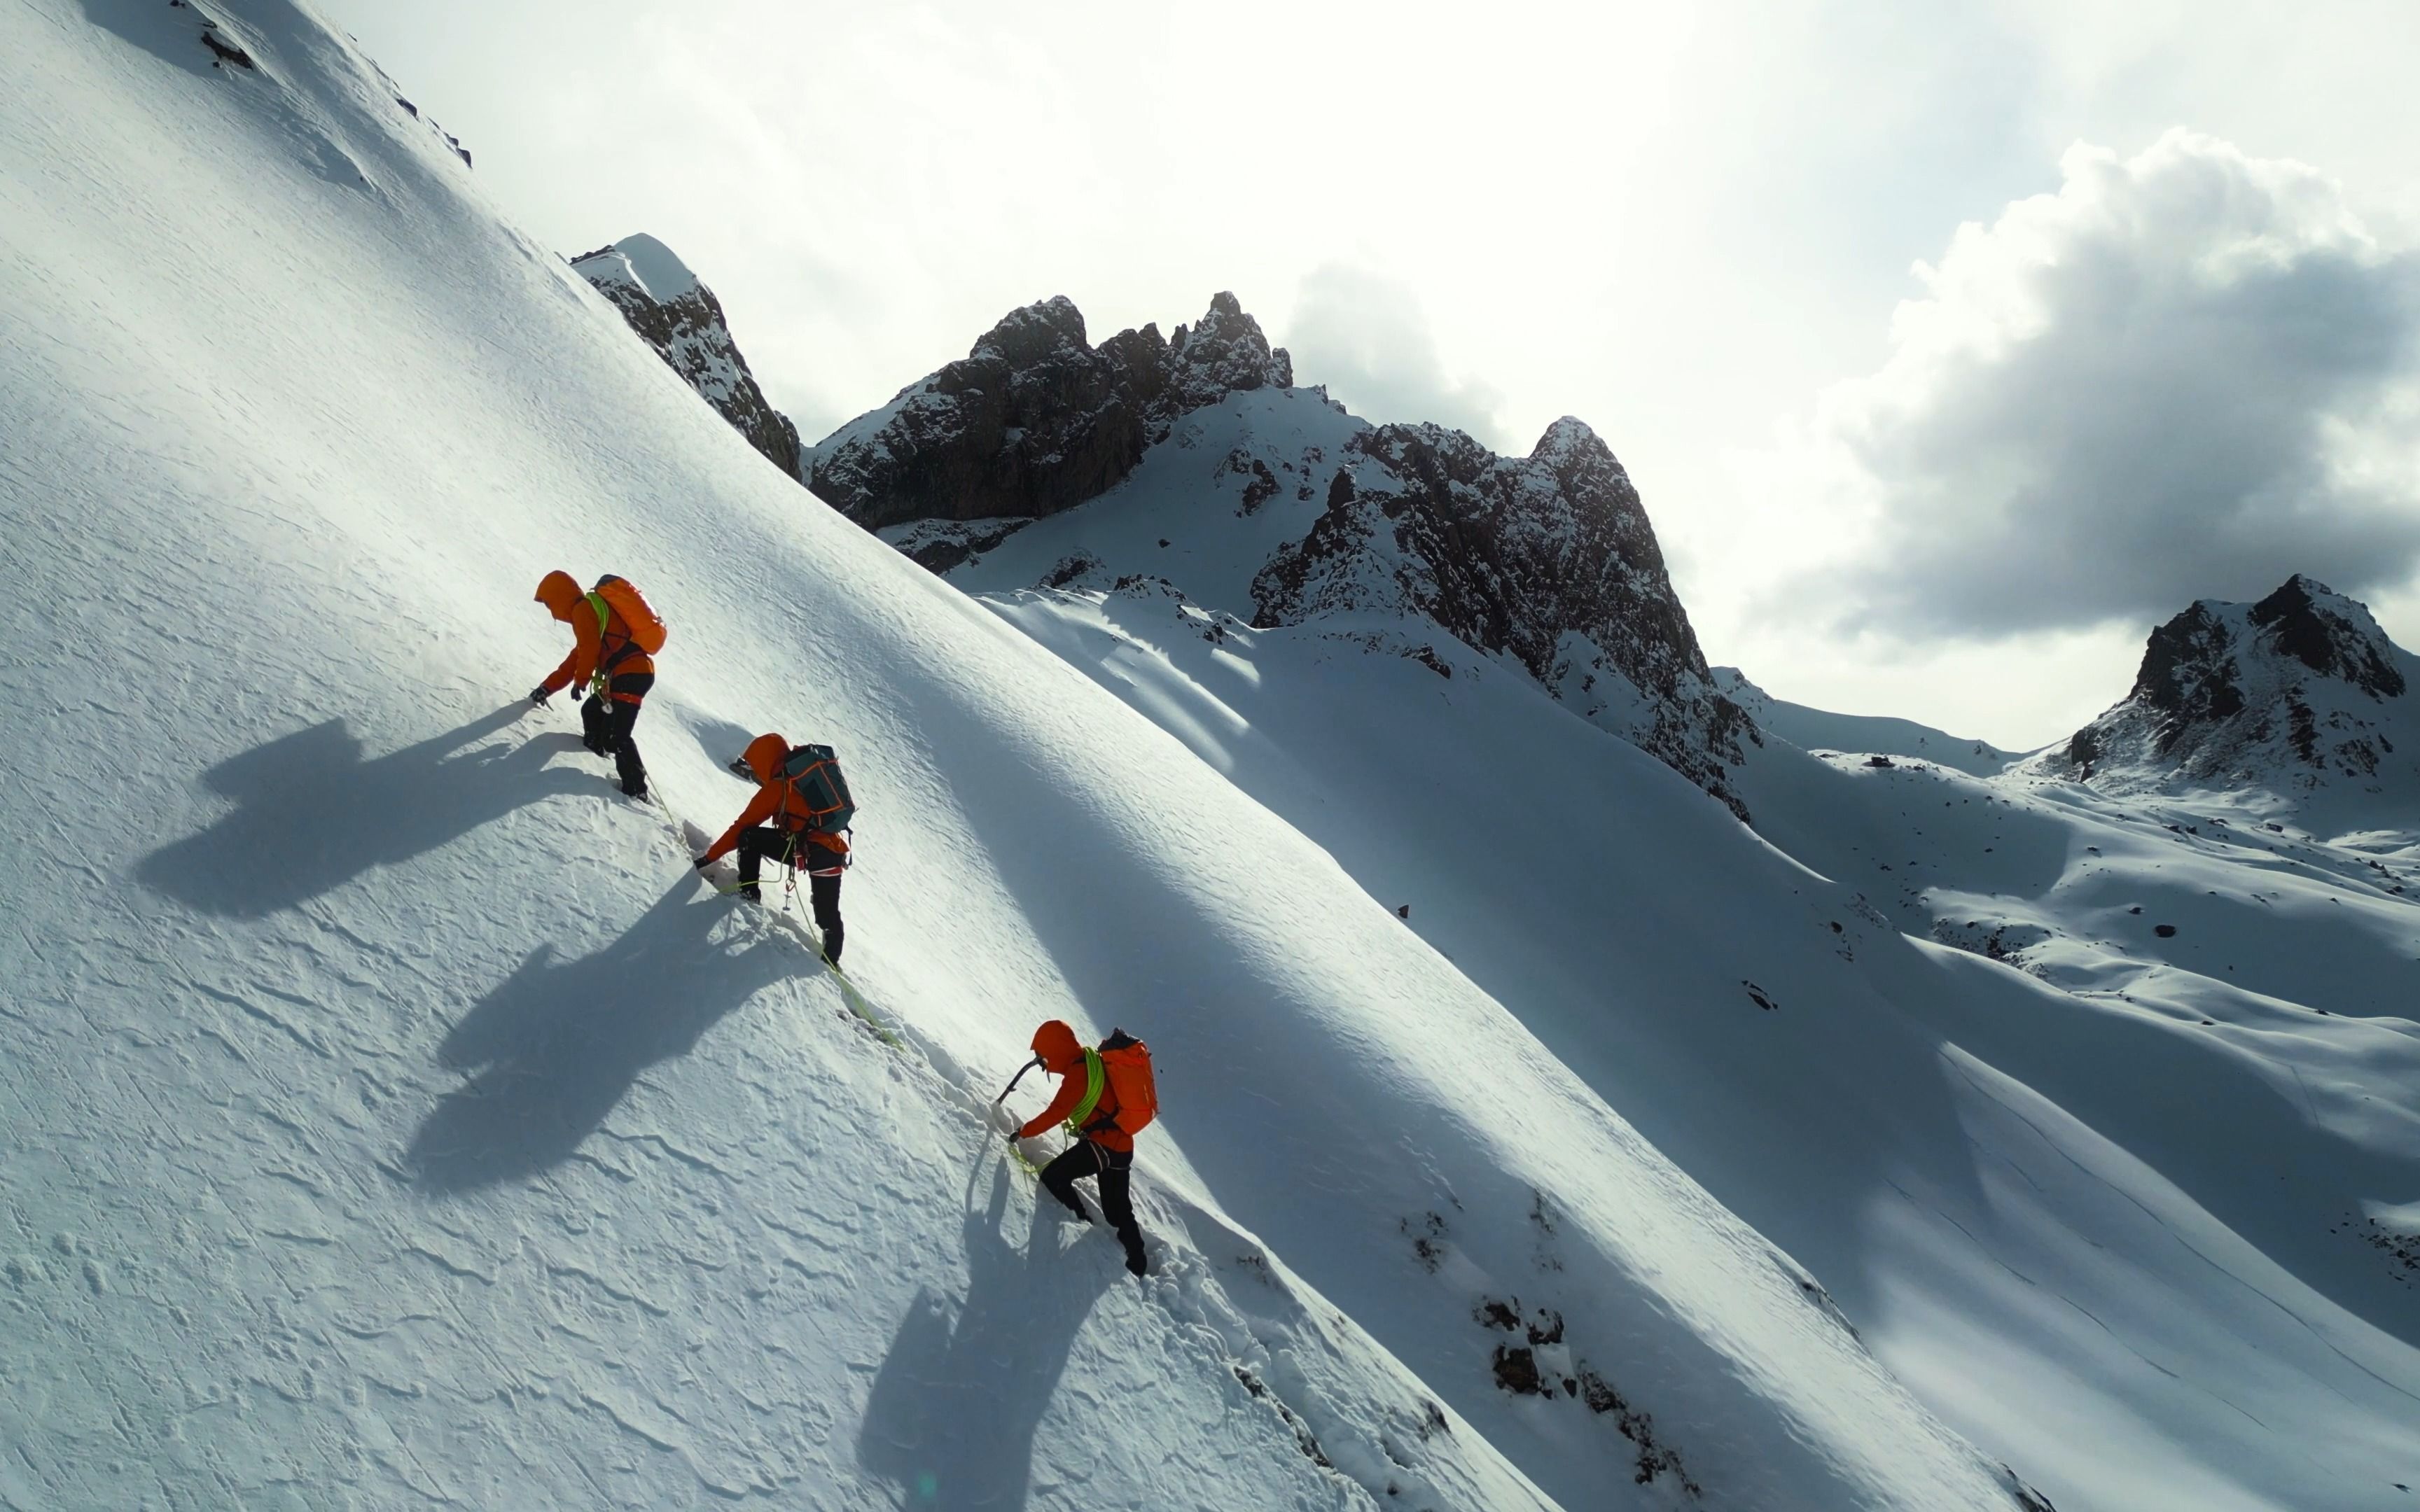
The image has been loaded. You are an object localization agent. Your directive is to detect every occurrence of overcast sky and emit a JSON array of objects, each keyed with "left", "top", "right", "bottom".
[{"left": 314, "top": 0, "right": 2420, "bottom": 748}]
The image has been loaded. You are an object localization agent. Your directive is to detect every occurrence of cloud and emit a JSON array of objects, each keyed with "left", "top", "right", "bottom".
[
  {"left": 1282, "top": 265, "right": 1512, "bottom": 449},
  {"left": 1807, "top": 130, "right": 2420, "bottom": 638}
]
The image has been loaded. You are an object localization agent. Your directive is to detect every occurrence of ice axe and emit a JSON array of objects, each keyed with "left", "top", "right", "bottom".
[{"left": 993, "top": 1055, "right": 1043, "bottom": 1105}]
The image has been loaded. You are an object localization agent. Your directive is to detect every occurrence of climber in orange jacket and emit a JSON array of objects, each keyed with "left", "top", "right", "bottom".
[
  {"left": 530, "top": 570, "right": 660, "bottom": 800},
  {"left": 695, "top": 733, "right": 851, "bottom": 963},
  {"left": 1013, "top": 1019, "right": 1153, "bottom": 1275}
]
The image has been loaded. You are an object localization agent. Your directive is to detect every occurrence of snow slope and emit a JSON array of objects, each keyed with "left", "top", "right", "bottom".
[
  {"left": 0, "top": 3, "right": 2029, "bottom": 1508},
  {"left": 978, "top": 578, "right": 2420, "bottom": 1512},
  {"left": 1713, "top": 667, "right": 2018, "bottom": 776}
]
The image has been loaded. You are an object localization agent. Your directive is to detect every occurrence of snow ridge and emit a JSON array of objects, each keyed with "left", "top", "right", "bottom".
[
  {"left": 572, "top": 234, "right": 802, "bottom": 478},
  {"left": 1713, "top": 668, "right": 2016, "bottom": 776}
]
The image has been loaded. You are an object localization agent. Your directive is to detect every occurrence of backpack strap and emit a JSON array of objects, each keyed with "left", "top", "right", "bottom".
[{"left": 585, "top": 591, "right": 643, "bottom": 682}]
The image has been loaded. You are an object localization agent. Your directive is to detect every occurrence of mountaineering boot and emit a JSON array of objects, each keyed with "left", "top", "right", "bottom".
[{"left": 1120, "top": 1228, "right": 1148, "bottom": 1277}]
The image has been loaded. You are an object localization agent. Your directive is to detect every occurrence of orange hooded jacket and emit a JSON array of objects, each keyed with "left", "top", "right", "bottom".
[
  {"left": 1015, "top": 1018, "right": 1134, "bottom": 1152},
  {"left": 700, "top": 733, "right": 853, "bottom": 868},
  {"left": 535, "top": 570, "right": 655, "bottom": 702}
]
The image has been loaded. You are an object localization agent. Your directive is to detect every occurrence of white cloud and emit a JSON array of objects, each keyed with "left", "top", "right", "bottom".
[
  {"left": 1283, "top": 265, "right": 1512, "bottom": 449},
  {"left": 1800, "top": 130, "right": 2420, "bottom": 638}
]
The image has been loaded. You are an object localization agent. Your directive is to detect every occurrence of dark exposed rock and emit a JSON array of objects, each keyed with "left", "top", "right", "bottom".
[
  {"left": 880, "top": 517, "right": 1035, "bottom": 573},
  {"left": 1252, "top": 418, "right": 1755, "bottom": 820},
  {"left": 2251, "top": 576, "right": 2407, "bottom": 696},
  {"left": 572, "top": 237, "right": 800, "bottom": 479},
  {"left": 1490, "top": 1345, "right": 1545, "bottom": 1395},
  {"left": 2130, "top": 601, "right": 2248, "bottom": 755},
  {"left": 809, "top": 293, "right": 1292, "bottom": 531},
  {"left": 200, "top": 29, "right": 253, "bottom": 67}
]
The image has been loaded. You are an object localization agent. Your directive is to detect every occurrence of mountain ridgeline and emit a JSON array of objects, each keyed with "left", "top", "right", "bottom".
[
  {"left": 800, "top": 288, "right": 1756, "bottom": 819},
  {"left": 807, "top": 293, "right": 1294, "bottom": 530},
  {"left": 573, "top": 253, "right": 2414, "bottom": 832}
]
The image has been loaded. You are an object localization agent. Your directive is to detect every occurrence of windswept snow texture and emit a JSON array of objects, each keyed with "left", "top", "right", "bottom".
[
  {"left": 573, "top": 232, "right": 803, "bottom": 479},
  {"left": 1713, "top": 667, "right": 2018, "bottom": 776},
  {"left": 1, "top": 3, "right": 2029, "bottom": 1509},
  {"left": 970, "top": 557, "right": 2420, "bottom": 1507}
]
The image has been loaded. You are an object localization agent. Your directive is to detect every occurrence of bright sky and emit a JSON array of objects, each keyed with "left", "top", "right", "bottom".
[{"left": 314, "top": 0, "right": 2420, "bottom": 750}]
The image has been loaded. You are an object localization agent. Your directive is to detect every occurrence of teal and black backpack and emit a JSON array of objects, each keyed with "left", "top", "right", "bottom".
[{"left": 778, "top": 743, "right": 855, "bottom": 835}]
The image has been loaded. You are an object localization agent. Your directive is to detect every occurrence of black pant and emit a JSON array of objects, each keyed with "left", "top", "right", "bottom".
[
  {"left": 735, "top": 827, "right": 844, "bottom": 965},
  {"left": 1041, "top": 1139, "right": 1146, "bottom": 1272},
  {"left": 580, "top": 671, "right": 651, "bottom": 795}
]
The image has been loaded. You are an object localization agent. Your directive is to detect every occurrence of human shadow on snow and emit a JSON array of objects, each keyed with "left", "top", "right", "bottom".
[
  {"left": 858, "top": 1158, "right": 1117, "bottom": 1510},
  {"left": 140, "top": 704, "right": 591, "bottom": 918},
  {"left": 408, "top": 876, "right": 794, "bottom": 1192}
]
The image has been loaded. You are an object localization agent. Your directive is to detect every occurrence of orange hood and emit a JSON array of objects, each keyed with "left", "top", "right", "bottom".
[
  {"left": 534, "top": 570, "right": 582, "bottom": 622},
  {"left": 742, "top": 733, "right": 790, "bottom": 784},
  {"left": 1031, "top": 1019, "right": 1083, "bottom": 1074}
]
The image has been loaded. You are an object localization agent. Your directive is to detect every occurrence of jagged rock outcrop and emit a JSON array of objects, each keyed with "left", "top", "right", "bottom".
[
  {"left": 2052, "top": 575, "right": 2418, "bottom": 795},
  {"left": 809, "top": 293, "right": 1291, "bottom": 531},
  {"left": 1252, "top": 418, "right": 1757, "bottom": 820},
  {"left": 572, "top": 235, "right": 801, "bottom": 478}
]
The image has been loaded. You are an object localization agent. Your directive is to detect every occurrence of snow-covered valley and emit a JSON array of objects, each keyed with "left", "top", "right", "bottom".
[{"left": 4, "top": 4, "right": 2417, "bottom": 1511}]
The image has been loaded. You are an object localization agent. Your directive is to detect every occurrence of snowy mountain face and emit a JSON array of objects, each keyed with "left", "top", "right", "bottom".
[
  {"left": 1, "top": 4, "right": 2061, "bottom": 1509},
  {"left": 809, "top": 292, "right": 1293, "bottom": 532},
  {"left": 875, "top": 329, "right": 2420, "bottom": 1505},
  {"left": 2047, "top": 575, "right": 2420, "bottom": 813},
  {"left": 573, "top": 234, "right": 803, "bottom": 479},
  {"left": 818, "top": 302, "right": 1754, "bottom": 818},
  {"left": 1253, "top": 418, "right": 1755, "bottom": 819}
]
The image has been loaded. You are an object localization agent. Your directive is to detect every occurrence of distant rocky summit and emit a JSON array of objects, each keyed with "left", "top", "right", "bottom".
[
  {"left": 2052, "top": 575, "right": 2418, "bottom": 798},
  {"left": 809, "top": 293, "right": 1292, "bottom": 531},
  {"left": 1253, "top": 419, "right": 1755, "bottom": 818},
  {"left": 572, "top": 235, "right": 801, "bottom": 478},
  {"left": 812, "top": 293, "right": 1752, "bottom": 817}
]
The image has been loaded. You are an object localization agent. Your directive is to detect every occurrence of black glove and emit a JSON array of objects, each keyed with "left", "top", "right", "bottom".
[
  {"left": 693, "top": 853, "right": 713, "bottom": 872},
  {"left": 529, "top": 685, "right": 551, "bottom": 708}
]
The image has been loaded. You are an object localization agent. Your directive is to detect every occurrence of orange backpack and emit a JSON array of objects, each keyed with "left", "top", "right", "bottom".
[
  {"left": 590, "top": 575, "right": 669, "bottom": 657},
  {"left": 1096, "top": 1029, "right": 1157, "bottom": 1135}
]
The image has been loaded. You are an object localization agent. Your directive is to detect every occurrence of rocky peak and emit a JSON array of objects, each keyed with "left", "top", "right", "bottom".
[
  {"left": 2055, "top": 575, "right": 2416, "bottom": 794},
  {"left": 2246, "top": 575, "right": 2405, "bottom": 697},
  {"left": 1251, "top": 417, "right": 1756, "bottom": 820},
  {"left": 572, "top": 235, "right": 801, "bottom": 478},
  {"left": 809, "top": 293, "right": 1292, "bottom": 532}
]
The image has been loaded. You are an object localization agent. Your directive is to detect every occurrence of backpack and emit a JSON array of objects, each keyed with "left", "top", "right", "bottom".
[
  {"left": 1094, "top": 1028, "right": 1157, "bottom": 1136},
  {"left": 777, "top": 743, "right": 855, "bottom": 835},
  {"left": 589, "top": 575, "right": 669, "bottom": 664}
]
